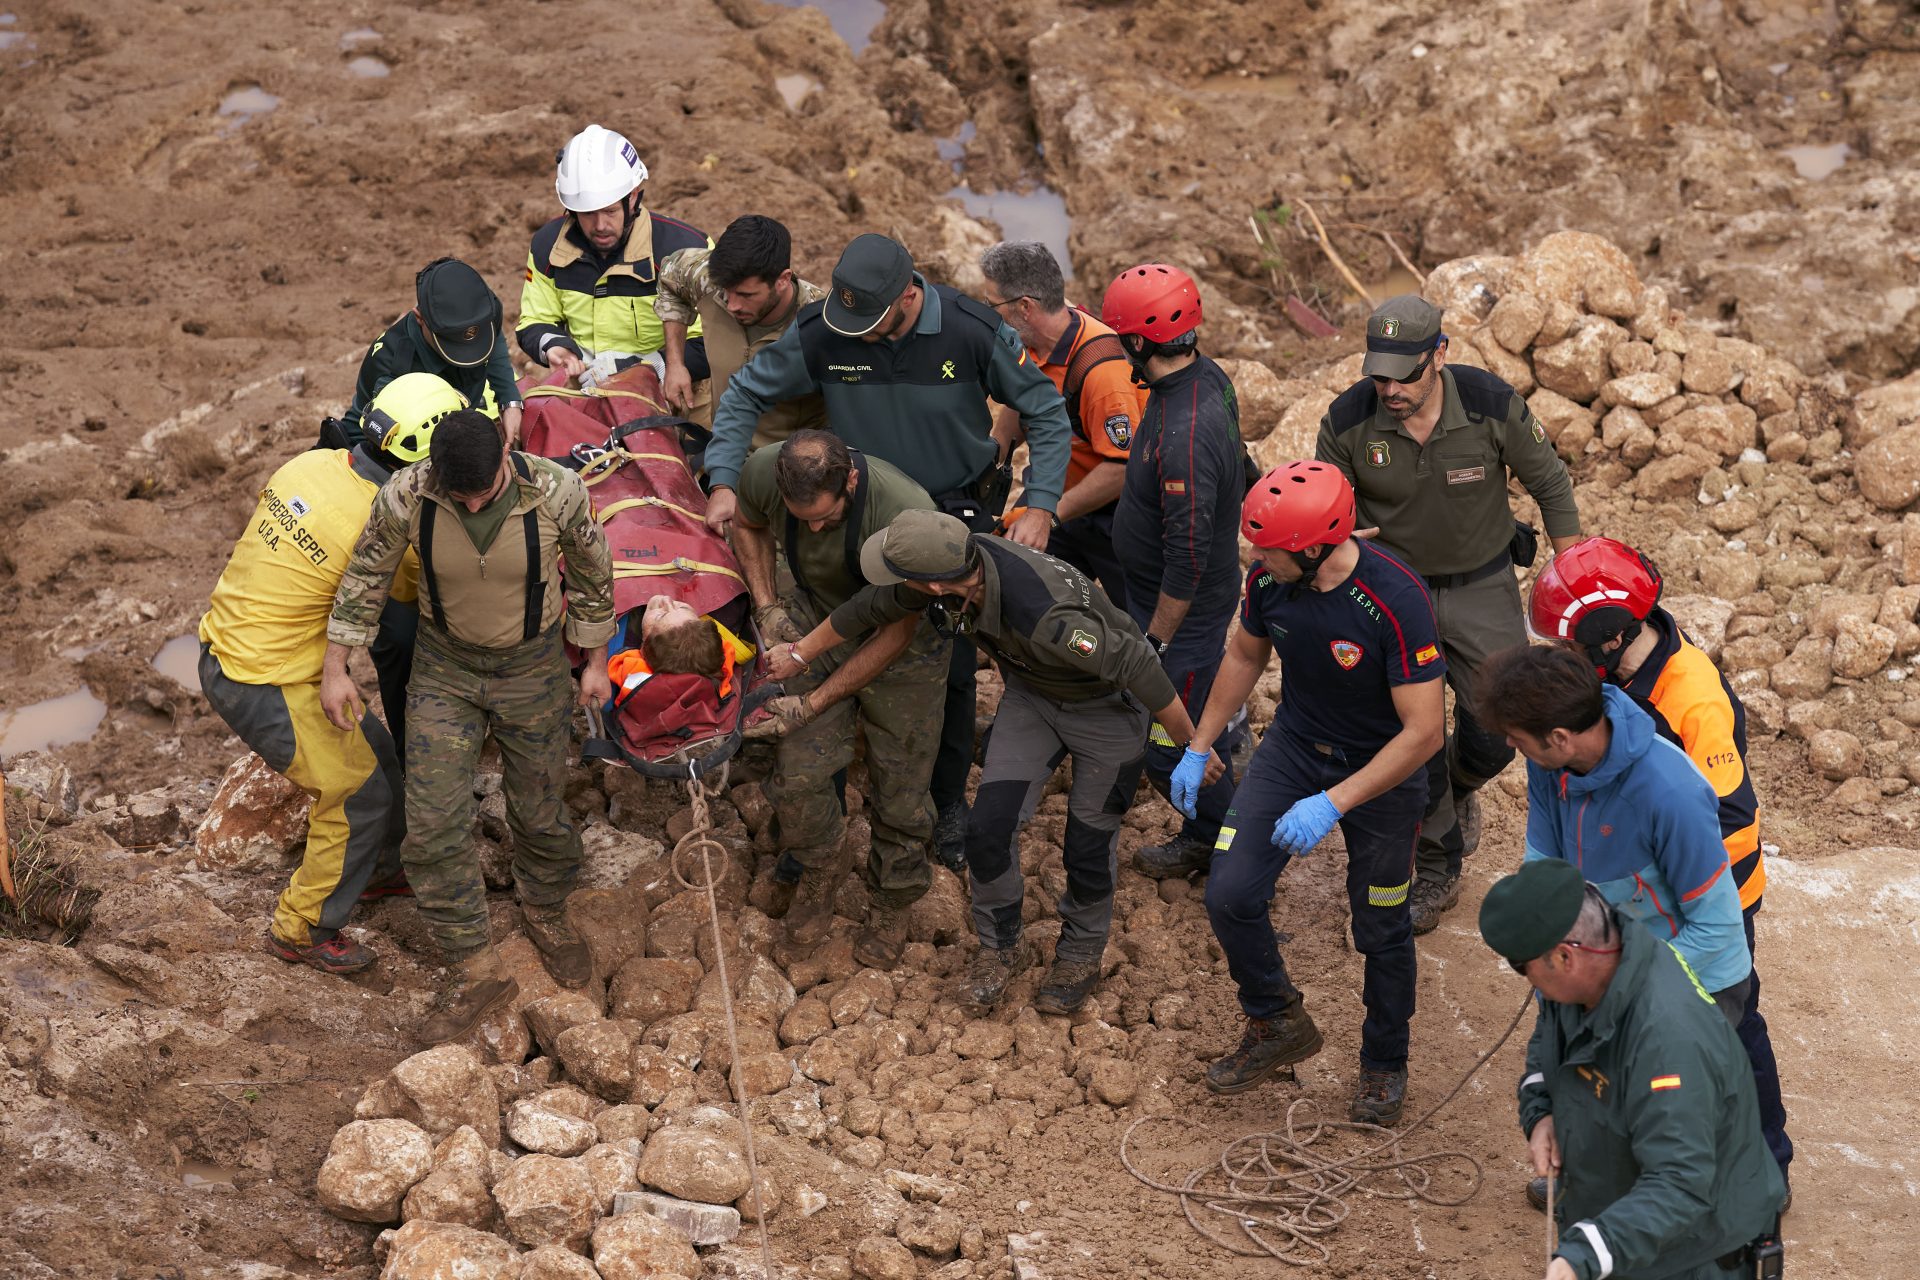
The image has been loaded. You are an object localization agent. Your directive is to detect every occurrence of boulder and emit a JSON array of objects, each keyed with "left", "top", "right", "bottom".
[
  {"left": 1663, "top": 403, "right": 1759, "bottom": 461},
  {"left": 1832, "top": 616, "right": 1898, "bottom": 679},
  {"left": 1419, "top": 254, "right": 1517, "bottom": 322},
  {"left": 494, "top": 1153, "right": 600, "bottom": 1249},
  {"left": 1857, "top": 422, "right": 1920, "bottom": 511},
  {"left": 525, "top": 992, "right": 608, "bottom": 1058},
  {"left": 1486, "top": 290, "right": 1546, "bottom": 352},
  {"left": 506, "top": 1099, "right": 600, "bottom": 1157},
  {"left": 1808, "top": 730, "right": 1866, "bottom": 781},
  {"left": 629, "top": 1043, "right": 699, "bottom": 1107},
  {"left": 385, "top": 1045, "right": 502, "bottom": 1147},
  {"left": 1680, "top": 345, "right": 1740, "bottom": 396},
  {"left": 906, "top": 868, "right": 970, "bottom": 945},
  {"left": 1250, "top": 393, "right": 1328, "bottom": 474},
  {"left": 317, "top": 1119, "right": 435, "bottom": 1224},
  {"left": 895, "top": 1204, "right": 965, "bottom": 1256},
  {"left": 780, "top": 997, "right": 835, "bottom": 1047},
  {"left": 612, "top": 1190, "right": 743, "bottom": 1245},
  {"left": 592, "top": 1104, "right": 653, "bottom": 1146},
  {"left": 695, "top": 954, "right": 795, "bottom": 1027},
  {"left": 609, "top": 956, "right": 704, "bottom": 1028},
  {"left": 637, "top": 1121, "right": 753, "bottom": 1204},
  {"left": 377, "top": 1220, "right": 519, "bottom": 1280},
  {"left": 852, "top": 1235, "right": 920, "bottom": 1280},
  {"left": 1521, "top": 231, "right": 1642, "bottom": 318},
  {"left": 591, "top": 1209, "right": 702, "bottom": 1280},
  {"left": 400, "top": 1164, "right": 495, "bottom": 1231},
  {"left": 567, "top": 886, "right": 650, "bottom": 980},
  {"left": 459, "top": 999, "right": 534, "bottom": 1068},
  {"left": 557, "top": 1019, "right": 645, "bottom": 1101},
  {"left": 1771, "top": 638, "right": 1834, "bottom": 701},
  {"left": 1533, "top": 321, "right": 1619, "bottom": 403},
  {"left": 1608, "top": 340, "right": 1658, "bottom": 376},
  {"left": 579, "top": 1142, "right": 642, "bottom": 1213},
  {"left": 954, "top": 1022, "right": 1015, "bottom": 1060},
  {"left": 1213, "top": 358, "right": 1291, "bottom": 442},
  {"left": 431, "top": 1126, "right": 494, "bottom": 1185},
  {"left": 1664, "top": 595, "right": 1735, "bottom": 664},
  {"left": 193, "top": 753, "right": 307, "bottom": 870},
  {"left": 1738, "top": 358, "right": 1803, "bottom": 419},
  {"left": 829, "top": 969, "right": 897, "bottom": 1026},
  {"left": 1526, "top": 388, "right": 1598, "bottom": 458},
  {"left": 517, "top": 1245, "right": 604, "bottom": 1280},
  {"left": 1850, "top": 369, "right": 1920, "bottom": 449},
  {"left": 1085, "top": 1056, "right": 1139, "bottom": 1107}
]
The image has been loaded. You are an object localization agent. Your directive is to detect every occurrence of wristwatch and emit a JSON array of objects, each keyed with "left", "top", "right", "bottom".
[{"left": 1145, "top": 633, "right": 1171, "bottom": 657}]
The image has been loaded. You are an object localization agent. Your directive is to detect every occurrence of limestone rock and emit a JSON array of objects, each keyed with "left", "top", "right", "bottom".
[
  {"left": 400, "top": 1163, "right": 495, "bottom": 1231},
  {"left": 895, "top": 1205, "right": 965, "bottom": 1256},
  {"left": 558, "top": 1019, "right": 645, "bottom": 1101},
  {"left": 1533, "top": 320, "right": 1620, "bottom": 403},
  {"left": 1850, "top": 369, "right": 1920, "bottom": 449},
  {"left": 629, "top": 1043, "right": 698, "bottom": 1107},
  {"left": 592, "top": 1103, "right": 653, "bottom": 1146},
  {"left": 1695, "top": 551, "right": 1761, "bottom": 601},
  {"left": 506, "top": 1099, "right": 600, "bottom": 1157},
  {"left": 954, "top": 1021, "right": 1015, "bottom": 1060},
  {"left": 829, "top": 968, "right": 897, "bottom": 1026},
  {"left": 567, "top": 886, "right": 650, "bottom": 980},
  {"left": 1680, "top": 345, "right": 1739, "bottom": 396},
  {"left": 610, "top": 956, "right": 704, "bottom": 1028},
  {"left": 518, "top": 1245, "right": 604, "bottom": 1280},
  {"left": 1525, "top": 388, "right": 1597, "bottom": 457},
  {"left": 317, "top": 1119, "right": 435, "bottom": 1224},
  {"left": 580, "top": 1142, "right": 641, "bottom": 1213},
  {"left": 386, "top": 1045, "right": 502, "bottom": 1148},
  {"left": 1522, "top": 231, "right": 1642, "bottom": 318},
  {"left": 638, "top": 1119, "right": 751, "bottom": 1204},
  {"left": 906, "top": 869, "right": 970, "bottom": 945},
  {"left": 1601, "top": 372, "right": 1677, "bottom": 410},
  {"left": 3, "top": 752, "right": 77, "bottom": 814},
  {"left": 1810, "top": 592, "right": 1882, "bottom": 639},
  {"left": 1663, "top": 403, "right": 1758, "bottom": 461},
  {"left": 194, "top": 753, "right": 307, "bottom": 870},
  {"left": 1632, "top": 451, "right": 1712, "bottom": 500},
  {"left": 1738, "top": 359, "right": 1803, "bottom": 419},
  {"left": 1086, "top": 1056, "right": 1139, "bottom": 1107},
  {"left": 695, "top": 953, "right": 795, "bottom": 1027},
  {"left": 1213, "top": 358, "right": 1289, "bottom": 442},
  {"left": 1486, "top": 290, "right": 1545, "bottom": 352},
  {"left": 377, "top": 1220, "right": 519, "bottom": 1280},
  {"left": 1664, "top": 595, "right": 1735, "bottom": 664},
  {"left": 1832, "top": 616, "right": 1897, "bottom": 679},
  {"left": 1857, "top": 422, "right": 1920, "bottom": 511},
  {"left": 1808, "top": 730, "right": 1866, "bottom": 781},
  {"left": 592, "top": 1209, "right": 702, "bottom": 1280},
  {"left": 1608, "top": 340, "right": 1658, "bottom": 376},
  {"left": 780, "top": 997, "right": 834, "bottom": 1046},
  {"left": 494, "top": 1153, "right": 600, "bottom": 1249},
  {"left": 1419, "top": 254, "right": 1517, "bottom": 322},
  {"left": 432, "top": 1126, "right": 494, "bottom": 1185},
  {"left": 1250, "top": 393, "right": 1327, "bottom": 473},
  {"left": 532, "top": 1084, "right": 602, "bottom": 1120},
  {"left": 1771, "top": 638, "right": 1834, "bottom": 701},
  {"left": 613, "top": 1190, "right": 743, "bottom": 1245},
  {"left": 526, "top": 992, "right": 607, "bottom": 1058},
  {"left": 853, "top": 1235, "right": 920, "bottom": 1280}
]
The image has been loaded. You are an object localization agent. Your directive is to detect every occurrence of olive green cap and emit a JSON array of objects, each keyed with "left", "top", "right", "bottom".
[
  {"left": 1479, "top": 857, "right": 1587, "bottom": 968},
  {"left": 1363, "top": 294, "right": 1444, "bottom": 381},
  {"left": 859, "top": 509, "right": 976, "bottom": 585}
]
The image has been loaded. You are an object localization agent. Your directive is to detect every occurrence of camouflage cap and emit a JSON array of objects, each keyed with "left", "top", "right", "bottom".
[
  {"left": 860, "top": 509, "right": 976, "bottom": 585},
  {"left": 1478, "top": 857, "right": 1587, "bottom": 969},
  {"left": 1362, "top": 294, "right": 1444, "bottom": 381}
]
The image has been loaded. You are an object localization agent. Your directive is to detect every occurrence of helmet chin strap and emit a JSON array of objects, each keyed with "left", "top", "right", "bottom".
[{"left": 1285, "top": 546, "right": 1325, "bottom": 588}]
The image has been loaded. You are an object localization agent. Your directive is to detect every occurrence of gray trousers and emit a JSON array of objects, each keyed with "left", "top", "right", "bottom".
[{"left": 962, "top": 680, "right": 1148, "bottom": 963}]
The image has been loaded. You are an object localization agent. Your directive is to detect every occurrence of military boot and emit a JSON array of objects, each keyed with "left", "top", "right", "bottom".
[
  {"left": 1350, "top": 1066, "right": 1407, "bottom": 1126},
  {"left": 959, "top": 941, "right": 1031, "bottom": 1010},
  {"left": 1133, "top": 831, "right": 1214, "bottom": 879},
  {"left": 1408, "top": 875, "right": 1462, "bottom": 937},
  {"left": 419, "top": 947, "right": 519, "bottom": 1046},
  {"left": 784, "top": 849, "right": 850, "bottom": 947},
  {"left": 1034, "top": 954, "right": 1101, "bottom": 1016},
  {"left": 1205, "top": 1002, "right": 1325, "bottom": 1094},
  {"left": 933, "top": 802, "right": 969, "bottom": 874},
  {"left": 1457, "top": 791, "right": 1484, "bottom": 858},
  {"left": 853, "top": 903, "right": 909, "bottom": 969},
  {"left": 522, "top": 902, "right": 593, "bottom": 989}
]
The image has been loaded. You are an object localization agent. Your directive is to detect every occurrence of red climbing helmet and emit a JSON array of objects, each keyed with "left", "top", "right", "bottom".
[
  {"left": 1099, "top": 263, "right": 1203, "bottom": 343},
  {"left": 1241, "top": 462, "right": 1357, "bottom": 552},
  {"left": 1528, "top": 536, "right": 1663, "bottom": 673}
]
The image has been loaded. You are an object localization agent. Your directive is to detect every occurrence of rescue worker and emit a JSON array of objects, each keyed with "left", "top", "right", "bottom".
[
  {"left": 199, "top": 373, "right": 463, "bottom": 973},
  {"left": 1315, "top": 295, "right": 1582, "bottom": 934},
  {"left": 1482, "top": 858, "right": 1785, "bottom": 1280},
  {"left": 322, "top": 411, "right": 616, "bottom": 1043},
  {"left": 1173, "top": 462, "right": 1444, "bottom": 1125},
  {"left": 337, "top": 257, "right": 524, "bottom": 448},
  {"left": 518, "top": 124, "right": 712, "bottom": 385},
  {"left": 655, "top": 214, "right": 827, "bottom": 439},
  {"left": 1101, "top": 262, "right": 1248, "bottom": 874},
  {"left": 1527, "top": 538, "right": 1791, "bottom": 1199},
  {"left": 699, "top": 232, "right": 1074, "bottom": 870},
  {"left": 735, "top": 431, "right": 944, "bottom": 966},
  {"left": 802, "top": 509, "right": 1204, "bottom": 1015},
  {"left": 977, "top": 240, "right": 1144, "bottom": 609}
]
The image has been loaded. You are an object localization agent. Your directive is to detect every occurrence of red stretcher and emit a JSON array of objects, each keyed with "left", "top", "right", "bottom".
[{"left": 518, "top": 367, "right": 774, "bottom": 779}]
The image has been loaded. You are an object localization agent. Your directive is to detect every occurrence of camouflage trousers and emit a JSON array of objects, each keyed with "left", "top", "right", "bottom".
[
  {"left": 401, "top": 624, "right": 582, "bottom": 960},
  {"left": 766, "top": 624, "right": 945, "bottom": 909}
]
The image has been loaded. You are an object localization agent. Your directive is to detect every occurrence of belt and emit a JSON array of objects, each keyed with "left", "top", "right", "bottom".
[{"left": 1422, "top": 547, "right": 1512, "bottom": 592}]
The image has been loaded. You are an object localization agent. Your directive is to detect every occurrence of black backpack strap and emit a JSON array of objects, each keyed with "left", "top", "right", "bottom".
[
  {"left": 418, "top": 501, "right": 447, "bottom": 632},
  {"left": 783, "top": 447, "right": 871, "bottom": 606},
  {"left": 512, "top": 453, "right": 545, "bottom": 643},
  {"left": 783, "top": 507, "right": 811, "bottom": 603},
  {"left": 1060, "top": 330, "right": 1128, "bottom": 442}
]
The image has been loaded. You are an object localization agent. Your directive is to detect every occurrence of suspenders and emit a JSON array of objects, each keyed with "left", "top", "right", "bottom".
[
  {"left": 784, "top": 448, "right": 870, "bottom": 607},
  {"left": 418, "top": 453, "right": 546, "bottom": 644}
]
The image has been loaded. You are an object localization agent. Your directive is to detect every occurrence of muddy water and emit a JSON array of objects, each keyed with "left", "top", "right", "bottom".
[
  {"left": 152, "top": 634, "right": 203, "bottom": 692},
  {"left": 0, "top": 690, "right": 107, "bottom": 757},
  {"left": 345, "top": 56, "right": 390, "bottom": 79},
  {"left": 771, "top": 0, "right": 885, "bottom": 53},
  {"left": 180, "top": 1161, "right": 235, "bottom": 1189},
  {"left": 217, "top": 86, "right": 280, "bottom": 123},
  {"left": 947, "top": 184, "right": 1073, "bottom": 276},
  {"left": 1782, "top": 142, "right": 1851, "bottom": 180}
]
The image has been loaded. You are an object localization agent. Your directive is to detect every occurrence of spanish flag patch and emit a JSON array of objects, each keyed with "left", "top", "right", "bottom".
[
  {"left": 1415, "top": 644, "right": 1440, "bottom": 666},
  {"left": 1650, "top": 1075, "right": 1682, "bottom": 1091}
]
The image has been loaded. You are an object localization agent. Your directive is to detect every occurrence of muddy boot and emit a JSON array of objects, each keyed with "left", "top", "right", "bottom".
[
  {"left": 784, "top": 850, "right": 850, "bottom": 947},
  {"left": 1033, "top": 954, "right": 1101, "bottom": 1016},
  {"left": 522, "top": 902, "right": 593, "bottom": 989},
  {"left": 933, "top": 802, "right": 969, "bottom": 875},
  {"left": 1457, "top": 791, "right": 1484, "bottom": 858},
  {"left": 853, "top": 903, "right": 909, "bottom": 969},
  {"left": 1133, "top": 832, "right": 1214, "bottom": 879},
  {"left": 1350, "top": 1066, "right": 1407, "bottom": 1126},
  {"left": 419, "top": 947, "right": 519, "bottom": 1046},
  {"left": 959, "top": 941, "right": 1031, "bottom": 1010},
  {"left": 1408, "top": 874, "right": 1461, "bottom": 937},
  {"left": 265, "top": 928, "right": 376, "bottom": 976},
  {"left": 1205, "top": 1002, "right": 1325, "bottom": 1094}
]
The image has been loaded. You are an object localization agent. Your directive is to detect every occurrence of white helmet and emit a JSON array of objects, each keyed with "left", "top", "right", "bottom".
[{"left": 556, "top": 124, "right": 647, "bottom": 213}]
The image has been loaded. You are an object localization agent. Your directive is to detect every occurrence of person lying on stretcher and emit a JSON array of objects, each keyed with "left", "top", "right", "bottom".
[{"left": 602, "top": 595, "right": 759, "bottom": 747}]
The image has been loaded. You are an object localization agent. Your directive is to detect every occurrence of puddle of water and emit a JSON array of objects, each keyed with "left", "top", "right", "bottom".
[
  {"left": 1199, "top": 71, "right": 1302, "bottom": 96},
  {"left": 152, "top": 634, "right": 203, "bottom": 692},
  {"left": 946, "top": 184, "right": 1073, "bottom": 278},
  {"left": 217, "top": 86, "right": 281, "bottom": 123},
  {"left": 934, "top": 121, "right": 976, "bottom": 167},
  {"left": 338, "top": 26, "right": 380, "bottom": 51},
  {"left": 0, "top": 689, "right": 107, "bottom": 757},
  {"left": 769, "top": 0, "right": 885, "bottom": 54},
  {"left": 181, "top": 1160, "right": 236, "bottom": 1189},
  {"left": 0, "top": 30, "right": 29, "bottom": 51},
  {"left": 1782, "top": 142, "right": 1850, "bottom": 180},
  {"left": 345, "top": 55, "right": 390, "bottom": 79},
  {"left": 0, "top": 14, "right": 16, "bottom": 22},
  {"left": 774, "top": 73, "right": 820, "bottom": 111}
]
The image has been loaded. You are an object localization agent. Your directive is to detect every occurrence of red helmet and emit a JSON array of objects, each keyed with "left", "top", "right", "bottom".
[
  {"left": 1528, "top": 536, "right": 1663, "bottom": 661},
  {"left": 1241, "top": 462, "right": 1356, "bottom": 552},
  {"left": 1100, "top": 263, "right": 1202, "bottom": 343}
]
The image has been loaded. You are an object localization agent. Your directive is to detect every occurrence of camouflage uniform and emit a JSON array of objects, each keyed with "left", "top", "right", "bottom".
[{"left": 329, "top": 454, "right": 615, "bottom": 960}]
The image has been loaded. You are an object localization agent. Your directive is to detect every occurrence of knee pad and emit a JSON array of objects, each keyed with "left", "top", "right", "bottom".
[
  {"left": 1061, "top": 814, "right": 1116, "bottom": 899},
  {"left": 964, "top": 778, "right": 1029, "bottom": 882}
]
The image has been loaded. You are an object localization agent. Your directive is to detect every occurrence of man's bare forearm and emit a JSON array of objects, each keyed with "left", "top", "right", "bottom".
[
  {"left": 1145, "top": 592, "right": 1193, "bottom": 644},
  {"left": 808, "top": 616, "right": 917, "bottom": 713},
  {"left": 733, "top": 519, "right": 779, "bottom": 606},
  {"left": 1055, "top": 461, "right": 1125, "bottom": 524}
]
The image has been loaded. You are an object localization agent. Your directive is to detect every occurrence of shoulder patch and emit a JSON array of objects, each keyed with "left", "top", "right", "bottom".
[
  {"left": 1068, "top": 629, "right": 1098, "bottom": 657},
  {"left": 1415, "top": 643, "right": 1440, "bottom": 666},
  {"left": 1103, "top": 414, "right": 1132, "bottom": 448},
  {"left": 1326, "top": 379, "right": 1383, "bottom": 434},
  {"left": 1449, "top": 364, "right": 1517, "bottom": 422}
]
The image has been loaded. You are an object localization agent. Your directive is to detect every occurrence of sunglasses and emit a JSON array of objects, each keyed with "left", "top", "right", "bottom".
[
  {"left": 1508, "top": 939, "right": 1623, "bottom": 975},
  {"left": 1370, "top": 348, "right": 1436, "bottom": 388},
  {"left": 985, "top": 294, "right": 1031, "bottom": 313}
]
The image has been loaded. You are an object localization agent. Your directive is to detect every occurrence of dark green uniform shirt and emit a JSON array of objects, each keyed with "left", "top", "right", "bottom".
[
  {"left": 831, "top": 536, "right": 1177, "bottom": 710},
  {"left": 1315, "top": 366, "right": 1580, "bottom": 577},
  {"left": 1518, "top": 918, "right": 1784, "bottom": 1280}
]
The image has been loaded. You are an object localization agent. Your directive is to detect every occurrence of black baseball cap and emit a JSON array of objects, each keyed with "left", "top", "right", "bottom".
[
  {"left": 416, "top": 258, "right": 498, "bottom": 367},
  {"left": 1479, "top": 857, "right": 1588, "bottom": 970},
  {"left": 1362, "top": 295, "right": 1444, "bottom": 381},
  {"left": 825, "top": 233, "right": 914, "bottom": 337}
]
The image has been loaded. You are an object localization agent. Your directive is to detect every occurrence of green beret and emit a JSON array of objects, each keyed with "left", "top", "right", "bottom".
[{"left": 1479, "top": 858, "right": 1587, "bottom": 966}]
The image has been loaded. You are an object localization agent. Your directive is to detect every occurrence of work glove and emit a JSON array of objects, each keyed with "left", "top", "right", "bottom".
[
  {"left": 754, "top": 603, "right": 805, "bottom": 646},
  {"left": 1272, "top": 791, "right": 1341, "bottom": 855},
  {"left": 744, "top": 694, "right": 816, "bottom": 741},
  {"left": 1168, "top": 747, "right": 1212, "bottom": 819}
]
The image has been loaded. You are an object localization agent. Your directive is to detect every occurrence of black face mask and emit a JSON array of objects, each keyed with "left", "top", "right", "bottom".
[{"left": 1576, "top": 613, "right": 1643, "bottom": 679}]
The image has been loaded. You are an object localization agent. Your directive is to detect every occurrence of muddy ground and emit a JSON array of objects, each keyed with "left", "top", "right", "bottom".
[{"left": 1, "top": 0, "right": 1918, "bottom": 1276}]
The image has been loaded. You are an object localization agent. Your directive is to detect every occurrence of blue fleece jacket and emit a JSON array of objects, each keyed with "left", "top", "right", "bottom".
[{"left": 1522, "top": 685, "right": 1751, "bottom": 994}]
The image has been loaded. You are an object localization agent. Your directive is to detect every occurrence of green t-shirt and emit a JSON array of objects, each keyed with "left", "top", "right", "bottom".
[
  {"left": 736, "top": 444, "right": 936, "bottom": 614},
  {"left": 454, "top": 481, "right": 518, "bottom": 553}
]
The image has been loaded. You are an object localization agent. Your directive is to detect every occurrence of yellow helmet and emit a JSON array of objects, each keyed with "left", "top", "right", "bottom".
[{"left": 365, "top": 372, "right": 467, "bottom": 464}]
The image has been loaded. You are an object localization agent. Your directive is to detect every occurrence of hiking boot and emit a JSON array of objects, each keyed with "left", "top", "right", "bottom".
[
  {"left": 1526, "top": 1176, "right": 1550, "bottom": 1213},
  {"left": 1350, "top": 1066, "right": 1407, "bottom": 1126},
  {"left": 419, "top": 948, "right": 519, "bottom": 1046},
  {"left": 1457, "top": 791, "right": 1484, "bottom": 858},
  {"left": 522, "top": 902, "right": 593, "bottom": 989},
  {"left": 959, "top": 942, "right": 1031, "bottom": 1009},
  {"left": 1408, "top": 874, "right": 1461, "bottom": 937},
  {"left": 1034, "top": 955, "right": 1101, "bottom": 1016},
  {"left": 784, "top": 850, "right": 849, "bottom": 947},
  {"left": 853, "top": 904, "right": 909, "bottom": 969},
  {"left": 765, "top": 878, "right": 797, "bottom": 919},
  {"left": 1205, "top": 1003, "right": 1324, "bottom": 1094},
  {"left": 933, "top": 802, "right": 969, "bottom": 875},
  {"left": 265, "top": 928, "right": 376, "bottom": 975},
  {"left": 358, "top": 871, "right": 414, "bottom": 901},
  {"left": 1133, "top": 831, "right": 1214, "bottom": 879}
]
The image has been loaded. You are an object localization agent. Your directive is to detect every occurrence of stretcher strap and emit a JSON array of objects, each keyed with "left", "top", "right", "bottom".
[
  {"left": 524, "top": 384, "right": 666, "bottom": 412},
  {"left": 578, "top": 448, "right": 685, "bottom": 487},
  {"left": 598, "top": 495, "right": 706, "bottom": 524},
  {"left": 613, "top": 558, "right": 744, "bottom": 584}
]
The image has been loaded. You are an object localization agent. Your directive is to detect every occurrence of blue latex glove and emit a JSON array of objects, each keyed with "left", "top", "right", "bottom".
[
  {"left": 1168, "top": 747, "right": 1212, "bottom": 819},
  {"left": 1273, "top": 791, "right": 1342, "bottom": 855}
]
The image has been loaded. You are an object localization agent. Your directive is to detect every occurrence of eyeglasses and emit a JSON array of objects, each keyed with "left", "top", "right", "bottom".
[
  {"left": 1509, "top": 939, "right": 1622, "bottom": 975},
  {"left": 1370, "top": 349, "right": 1436, "bottom": 388},
  {"left": 985, "top": 295, "right": 1031, "bottom": 313}
]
